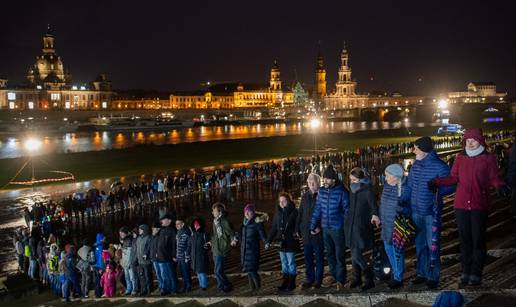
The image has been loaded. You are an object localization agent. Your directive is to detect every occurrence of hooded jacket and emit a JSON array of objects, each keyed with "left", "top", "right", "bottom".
[
  {"left": 435, "top": 128, "right": 504, "bottom": 211},
  {"left": 211, "top": 212, "right": 235, "bottom": 257},
  {"left": 94, "top": 233, "right": 105, "bottom": 270},
  {"left": 239, "top": 214, "right": 267, "bottom": 272},
  {"left": 135, "top": 225, "right": 152, "bottom": 265},
  {"left": 190, "top": 218, "right": 210, "bottom": 274}
]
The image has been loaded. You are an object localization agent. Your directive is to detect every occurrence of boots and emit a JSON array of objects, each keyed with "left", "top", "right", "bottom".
[
  {"left": 248, "top": 275, "right": 256, "bottom": 290},
  {"left": 349, "top": 265, "right": 362, "bottom": 289},
  {"left": 277, "top": 274, "right": 289, "bottom": 291},
  {"left": 251, "top": 274, "right": 261, "bottom": 290},
  {"left": 361, "top": 267, "right": 375, "bottom": 291},
  {"left": 286, "top": 274, "right": 296, "bottom": 291}
]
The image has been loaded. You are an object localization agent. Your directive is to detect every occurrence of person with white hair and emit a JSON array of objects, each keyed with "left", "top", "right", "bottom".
[{"left": 295, "top": 173, "right": 324, "bottom": 289}]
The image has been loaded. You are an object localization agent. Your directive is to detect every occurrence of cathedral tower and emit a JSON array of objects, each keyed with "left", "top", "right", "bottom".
[{"left": 314, "top": 43, "right": 327, "bottom": 99}]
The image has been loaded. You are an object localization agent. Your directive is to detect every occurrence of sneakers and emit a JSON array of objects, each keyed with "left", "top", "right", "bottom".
[{"left": 411, "top": 276, "right": 427, "bottom": 285}]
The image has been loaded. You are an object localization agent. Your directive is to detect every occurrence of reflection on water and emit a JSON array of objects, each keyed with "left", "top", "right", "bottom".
[{"left": 0, "top": 121, "right": 425, "bottom": 159}]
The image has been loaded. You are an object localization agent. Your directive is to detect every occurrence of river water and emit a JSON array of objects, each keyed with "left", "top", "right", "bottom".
[{"left": 0, "top": 121, "right": 430, "bottom": 159}]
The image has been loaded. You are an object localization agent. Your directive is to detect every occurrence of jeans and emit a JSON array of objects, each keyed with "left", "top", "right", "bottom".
[
  {"left": 412, "top": 213, "right": 440, "bottom": 282},
  {"left": 93, "top": 268, "right": 103, "bottom": 298},
  {"left": 81, "top": 270, "right": 91, "bottom": 297},
  {"left": 323, "top": 227, "right": 347, "bottom": 283},
  {"left": 384, "top": 241, "right": 405, "bottom": 282},
  {"left": 29, "top": 259, "right": 38, "bottom": 279},
  {"left": 178, "top": 260, "right": 192, "bottom": 291},
  {"left": 351, "top": 247, "right": 369, "bottom": 270},
  {"left": 279, "top": 252, "right": 297, "bottom": 275},
  {"left": 197, "top": 272, "right": 208, "bottom": 289},
  {"left": 303, "top": 240, "right": 324, "bottom": 283},
  {"left": 153, "top": 261, "right": 162, "bottom": 290},
  {"left": 455, "top": 209, "right": 488, "bottom": 278},
  {"left": 62, "top": 275, "right": 81, "bottom": 301},
  {"left": 213, "top": 256, "right": 231, "bottom": 290},
  {"left": 156, "top": 262, "right": 177, "bottom": 294},
  {"left": 138, "top": 264, "right": 152, "bottom": 295},
  {"left": 123, "top": 267, "right": 137, "bottom": 294}
]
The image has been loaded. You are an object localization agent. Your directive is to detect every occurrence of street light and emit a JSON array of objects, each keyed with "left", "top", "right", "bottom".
[
  {"left": 310, "top": 118, "right": 321, "bottom": 156},
  {"left": 437, "top": 99, "right": 448, "bottom": 109},
  {"left": 24, "top": 138, "right": 42, "bottom": 185}
]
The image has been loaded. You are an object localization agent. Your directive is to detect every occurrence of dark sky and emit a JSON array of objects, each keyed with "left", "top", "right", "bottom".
[{"left": 1, "top": 0, "right": 515, "bottom": 96}]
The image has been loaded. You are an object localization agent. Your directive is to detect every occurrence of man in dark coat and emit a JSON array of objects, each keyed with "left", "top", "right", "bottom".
[
  {"left": 175, "top": 218, "right": 192, "bottom": 293},
  {"left": 311, "top": 165, "right": 349, "bottom": 290},
  {"left": 238, "top": 204, "right": 267, "bottom": 290},
  {"left": 266, "top": 192, "right": 299, "bottom": 291},
  {"left": 296, "top": 173, "right": 324, "bottom": 289},
  {"left": 190, "top": 217, "right": 210, "bottom": 290},
  {"left": 155, "top": 214, "right": 177, "bottom": 295},
  {"left": 345, "top": 167, "right": 380, "bottom": 291}
]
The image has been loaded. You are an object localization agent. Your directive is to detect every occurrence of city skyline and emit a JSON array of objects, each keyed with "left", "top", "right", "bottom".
[{"left": 1, "top": 0, "right": 515, "bottom": 96}]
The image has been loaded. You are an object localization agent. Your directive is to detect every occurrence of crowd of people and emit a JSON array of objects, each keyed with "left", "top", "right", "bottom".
[{"left": 11, "top": 128, "right": 516, "bottom": 302}]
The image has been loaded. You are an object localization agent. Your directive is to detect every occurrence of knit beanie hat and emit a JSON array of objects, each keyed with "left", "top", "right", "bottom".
[
  {"left": 350, "top": 167, "right": 365, "bottom": 179},
  {"left": 463, "top": 128, "right": 486, "bottom": 147},
  {"left": 323, "top": 165, "right": 339, "bottom": 180},
  {"left": 414, "top": 136, "right": 434, "bottom": 153},
  {"left": 244, "top": 204, "right": 256, "bottom": 214},
  {"left": 385, "top": 164, "right": 404, "bottom": 179}
]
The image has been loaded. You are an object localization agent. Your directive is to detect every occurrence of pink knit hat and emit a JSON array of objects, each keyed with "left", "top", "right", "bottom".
[{"left": 244, "top": 204, "right": 256, "bottom": 214}]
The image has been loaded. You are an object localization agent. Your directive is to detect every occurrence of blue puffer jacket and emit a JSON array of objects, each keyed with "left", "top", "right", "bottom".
[
  {"left": 380, "top": 182, "right": 408, "bottom": 244},
  {"left": 94, "top": 233, "right": 105, "bottom": 270},
  {"left": 405, "top": 151, "right": 453, "bottom": 216},
  {"left": 311, "top": 182, "right": 349, "bottom": 231},
  {"left": 176, "top": 227, "right": 192, "bottom": 262}
]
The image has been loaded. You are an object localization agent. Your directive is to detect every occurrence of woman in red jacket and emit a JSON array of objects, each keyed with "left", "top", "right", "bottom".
[{"left": 431, "top": 128, "right": 506, "bottom": 286}]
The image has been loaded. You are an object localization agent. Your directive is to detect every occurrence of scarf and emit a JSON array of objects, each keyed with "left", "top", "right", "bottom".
[
  {"left": 214, "top": 217, "right": 223, "bottom": 238},
  {"left": 350, "top": 178, "right": 370, "bottom": 193},
  {"left": 465, "top": 145, "right": 485, "bottom": 157},
  {"left": 430, "top": 192, "right": 441, "bottom": 267},
  {"left": 243, "top": 217, "right": 250, "bottom": 226}
]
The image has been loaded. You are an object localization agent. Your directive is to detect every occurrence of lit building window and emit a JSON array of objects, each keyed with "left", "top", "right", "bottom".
[
  {"left": 7, "top": 92, "right": 16, "bottom": 100},
  {"left": 51, "top": 93, "right": 61, "bottom": 100},
  {"left": 28, "top": 101, "right": 34, "bottom": 109},
  {"left": 9, "top": 102, "right": 15, "bottom": 109},
  {"left": 65, "top": 101, "right": 71, "bottom": 109},
  {"left": 102, "top": 101, "right": 107, "bottom": 109}
]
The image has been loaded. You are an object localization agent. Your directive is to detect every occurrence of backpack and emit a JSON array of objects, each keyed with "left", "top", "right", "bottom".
[
  {"left": 24, "top": 245, "right": 31, "bottom": 257},
  {"left": 49, "top": 255, "right": 59, "bottom": 272}
]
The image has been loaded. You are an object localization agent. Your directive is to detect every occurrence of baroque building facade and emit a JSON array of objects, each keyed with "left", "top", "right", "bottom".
[
  {"left": 0, "top": 27, "right": 112, "bottom": 110},
  {"left": 170, "top": 61, "right": 294, "bottom": 109},
  {"left": 323, "top": 43, "right": 368, "bottom": 109}
]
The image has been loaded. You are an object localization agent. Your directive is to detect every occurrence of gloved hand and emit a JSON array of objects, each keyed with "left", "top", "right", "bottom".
[
  {"left": 496, "top": 185, "right": 511, "bottom": 198},
  {"left": 264, "top": 243, "right": 270, "bottom": 250},
  {"left": 427, "top": 178, "right": 439, "bottom": 193}
]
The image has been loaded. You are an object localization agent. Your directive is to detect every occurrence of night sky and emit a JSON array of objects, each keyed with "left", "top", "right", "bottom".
[{"left": 1, "top": 0, "right": 515, "bottom": 96}]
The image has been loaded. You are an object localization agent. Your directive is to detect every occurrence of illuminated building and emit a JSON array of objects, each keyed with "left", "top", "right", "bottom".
[
  {"left": 324, "top": 43, "right": 368, "bottom": 109},
  {"left": 447, "top": 82, "right": 507, "bottom": 103},
  {"left": 0, "top": 26, "right": 113, "bottom": 110},
  {"left": 170, "top": 61, "right": 294, "bottom": 109}
]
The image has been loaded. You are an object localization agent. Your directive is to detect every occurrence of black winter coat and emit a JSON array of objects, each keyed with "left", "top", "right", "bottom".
[
  {"left": 156, "top": 226, "right": 176, "bottom": 262},
  {"left": 267, "top": 202, "right": 300, "bottom": 253},
  {"left": 149, "top": 233, "right": 160, "bottom": 262},
  {"left": 239, "top": 216, "right": 267, "bottom": 272},
  {"left": 344, "top": 183, "right": 378, "bottom": 249},
  {"left": 191, "top": 231, "right": 210, "bottom": 274},
  {"left": 296, "top": 190, "right": 323, "bottom": 246}
]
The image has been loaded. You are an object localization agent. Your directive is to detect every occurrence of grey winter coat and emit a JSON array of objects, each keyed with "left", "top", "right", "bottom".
[{"left": 135, "top": 225, "right": 152, "bottom": 265}]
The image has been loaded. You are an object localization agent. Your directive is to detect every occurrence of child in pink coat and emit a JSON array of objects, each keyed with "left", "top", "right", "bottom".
[{"left": 100, "top": 263, "right": 117, "bottom": 297}]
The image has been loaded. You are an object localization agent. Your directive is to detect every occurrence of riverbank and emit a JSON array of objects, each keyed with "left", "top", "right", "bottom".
[{"left": 0, "top": 123, "right": 512, "bottom": 191}]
